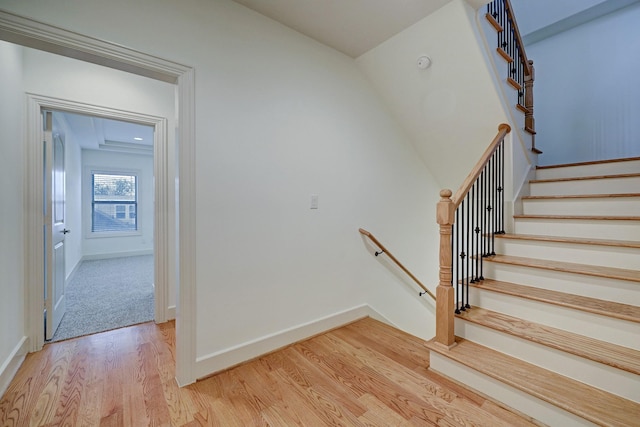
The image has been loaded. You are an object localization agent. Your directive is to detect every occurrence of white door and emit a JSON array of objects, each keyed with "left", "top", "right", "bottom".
[{"left": 44, "top": 110, "right": 67, "bottom": 340}]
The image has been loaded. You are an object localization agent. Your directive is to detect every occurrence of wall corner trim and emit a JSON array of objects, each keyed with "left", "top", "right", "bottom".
[
  {"left": 194, "top": 305, "right": 382, "bottom": 380},
  {"left": 0, "top": 337, "right": 29, "bottom": 398}
]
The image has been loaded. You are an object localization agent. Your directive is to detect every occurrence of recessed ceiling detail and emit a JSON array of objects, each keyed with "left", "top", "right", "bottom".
[{"left": 54, "top": 111, "right": 154, "bottom": 154}]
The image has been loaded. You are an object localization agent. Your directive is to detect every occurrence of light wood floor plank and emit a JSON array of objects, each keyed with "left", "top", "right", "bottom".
[{"left": 0, "top": 318, "right": 541, "bottom": 426}]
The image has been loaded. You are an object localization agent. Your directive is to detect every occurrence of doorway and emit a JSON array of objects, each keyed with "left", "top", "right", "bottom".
[
  {"left": 2, "top": 8, "right": 198, "bottom": 384},
  {"left": 27, "top": 93, "right": 172, "bottom": 350},
  {"left": 45, "top": 110, "right": 157, "bottom": 342}
]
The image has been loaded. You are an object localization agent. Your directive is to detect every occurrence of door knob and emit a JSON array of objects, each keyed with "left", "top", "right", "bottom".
[{"left": 62, "top": 229, "right": 71, "bottom": 234}]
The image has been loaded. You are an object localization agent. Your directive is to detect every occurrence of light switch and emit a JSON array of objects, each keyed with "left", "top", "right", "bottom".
[{"left": 310, "top": 194, "right": 319, "bottom": 209}]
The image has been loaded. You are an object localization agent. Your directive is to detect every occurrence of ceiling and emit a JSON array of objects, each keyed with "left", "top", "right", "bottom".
[
  {"left": 232, "top": 0, "right": 637, "bottom": 57},
  {"left": 232, "top": 0, "right": 451, "bottom": 58},
  {"left": 54, "top": 111, "right": 154, "bottom": 154}
]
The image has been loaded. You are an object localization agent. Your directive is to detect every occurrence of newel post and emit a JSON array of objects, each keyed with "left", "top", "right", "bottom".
[
  {"left": 524, "top": 60, "right": 538, "bottom": 151},
  {"left": 435, "top": 189, "right": 456, "bottom": 348}
]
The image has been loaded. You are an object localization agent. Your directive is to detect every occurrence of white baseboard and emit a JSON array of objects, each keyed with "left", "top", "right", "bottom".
[
  {"left": 82, "top": 249, "right": 153, "bottom": 261},
  {"left": 194, "top": 304, "right": 382, "bottom": 379},
  {"left": 65, "top": 258, "right": 82, "bottom": 286},
  {"left": 0, "top": 336, "right": 29, "bottom": 398},
  {"left": 167, "top": 305, "right": 176, "bottom": 320}
]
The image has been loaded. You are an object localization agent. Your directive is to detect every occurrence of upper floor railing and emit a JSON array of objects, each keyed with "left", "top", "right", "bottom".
[{"left": 486, "top": 0, "right": 539, "bottom": 153}]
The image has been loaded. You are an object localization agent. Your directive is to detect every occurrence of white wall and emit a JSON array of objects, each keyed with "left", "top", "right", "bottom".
[
  {"left": 81, "top": 150, "right": 154, "bottom": 258},
  {"left": 357, "top": 0, "right": 510, "bottom": 190},
  {"left": 0, "top": 40, "right": 27, "bottom": 395},
  {"left": 53, "top": 113, "right": 83, "bottom": 280},
  {"left": 528, "top": 2, "right": 640, "bottom": 165},
  {"left": 0, "top": 0, "right": 444, "bottom": 377},
  {"left": 510, "top": 0, "right": 607, "bottom": 36},
  {"left": 3, "top": 0, "right": 480, "bottom": 380}
]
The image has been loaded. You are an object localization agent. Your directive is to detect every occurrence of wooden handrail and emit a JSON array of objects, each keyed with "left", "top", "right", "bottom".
[
  {"left": 504, "top": 0, "right": 531, "bottom": 76},
  {"left": 451, "top": 123, "right": 511, "bottom": 208},
  {"left": 434, "top": 123, "right": 511, "bottom": 349},
  {"left": 359, "top": 228, "right": 436, "bottom": 301}
]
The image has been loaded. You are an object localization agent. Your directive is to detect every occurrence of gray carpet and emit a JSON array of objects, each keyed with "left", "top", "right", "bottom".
[{"left": 50, "top": 255, "right": 154, "bottom": 342}]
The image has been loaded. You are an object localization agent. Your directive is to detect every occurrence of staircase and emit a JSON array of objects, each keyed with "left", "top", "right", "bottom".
[{"left": 427, "top": 157, "right": 640, "bottom": 426}]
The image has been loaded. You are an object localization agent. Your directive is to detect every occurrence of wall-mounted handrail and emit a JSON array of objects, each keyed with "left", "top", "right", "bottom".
[
  {"left": 359, "top": 228, "right": 436, "bottom": 301},
  {"left": 434, "top": 123, "right": 511, "bottom": 349}
]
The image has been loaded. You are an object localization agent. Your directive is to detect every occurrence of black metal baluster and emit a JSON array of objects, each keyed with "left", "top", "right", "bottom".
[
  {"left": 465, "top": 193, "right": 471, "bottom": 309},
  {"left": 455, "top": 207, "right": 461, "bottom": 314},
  {"left": 478, "top": 169, "right": 484, "bottom": 280},
  {"left": 483, "top": 164, "right": 489, "bottom": 257},
  {"left": 500, "top": 140, "right": 505, "bottom": 233},
  {"left": 493, "top": 152, "right": 498, "bottom": 253},
  {"left": 471, "top": 183, "right": 478, "bottom": 283}
]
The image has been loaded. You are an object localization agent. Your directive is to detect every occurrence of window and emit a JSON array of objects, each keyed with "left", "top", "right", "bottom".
[{"left": 92, "top": 173, "right": 138, "bottom": 232}]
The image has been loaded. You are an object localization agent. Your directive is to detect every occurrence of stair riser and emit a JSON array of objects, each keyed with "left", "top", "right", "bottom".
[
  {"left": 530, "top": 176, "right": 640, "bottom": 196},
  {"left": 455, "top": 320, "right": 640, "bottom": 402},
  {"left": 522, "top": 198, "right": 640, "bottom": 216},
  {"left": 514, "top": 218, "right": 640, "bottom": 241},
  {"left": 483, "top": 262, "right": 640, "bottom": 306},
  {"left": 467, "top": 288, "right": 640, "bottom": 350},
  {"left": 429, "top": 353, "right": 599, "bottom": 427},
  {"left": 495, "top": 239, "right": 640, "bottom": 270},
  {"left": 536, "top": 160, "right": 640, "bottom": 180}
]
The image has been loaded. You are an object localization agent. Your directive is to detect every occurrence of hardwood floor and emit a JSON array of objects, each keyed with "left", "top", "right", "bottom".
[{"left": 0, "top": 318, "right": 542, "bottom": 426}]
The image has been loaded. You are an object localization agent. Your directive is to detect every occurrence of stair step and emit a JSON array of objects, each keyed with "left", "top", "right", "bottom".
[
  {"left": 536, "top": 157, "right": 640, "bottom": 180},
  {"left": 494, "top": 233, "right": 640, "bottom": 270},
  {"left": 514, "top": 214, "right": 640, "bottom": 221},
  {"left": 472, "top": 278, "right": 640, "bottom": 324},
  {"left": 531, "top": 172, "right": 640, "bottom": 184},
  {"left": 495, "top": 233, "right": 640, "bottom": 249},
  {"left": 456, "top": 306, "right": 640, "bottom": 375},
  {"left": 529, "top": 173, "right": 640, "bottom": 196},
  {"left": 484, "top": 254, "right": 640, "bottom": 283},
  {"left": 426, "top": 338, "right": 640, "bottom": 427},
  {"left": 522, "top": 194, "right": 640, "bottom": 216},
  {"left": 514, "top": 215, "right": 640, "bottom": 241},
  {"left": 524, "top": 192, "right": 640, "bottom": 200}
]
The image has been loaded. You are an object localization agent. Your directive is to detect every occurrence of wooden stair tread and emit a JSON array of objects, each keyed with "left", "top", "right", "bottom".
[
  {"left": 523, "top": 192, "right": 640, "bottom": 200},
  {"left": 495, "top": 233, "right": 640, "bottom": 249},
  {"left": 530, "top": 172, "right": 640, "bottom": 184},
  {"left": 514, "top": 214, "right": 640, "bottom": 221},
  {"left": 473, "top": 278, "right": 640, "bottom": 323},
  {"left": 456, "top": 306, "right": 640, "bottom": 375},
  {"left": 537, "top": 156, "right": 640, "bottom": 170},
  {"left": 485, "top": 254, "right": 640, "bottom": 283},
  {"left": 426, "top": 338, "right": 640, "bottom": 427}
]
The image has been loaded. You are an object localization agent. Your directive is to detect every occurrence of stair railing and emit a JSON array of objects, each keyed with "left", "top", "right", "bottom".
[
  {"left": 359, "top": 228, "right": 436, "bottom": 301},
  {"left": 486, "top": 0, "right": 539, "bottom": 152},
  {"left": 434, "top": 124, "right": 511, "bottom": 348}
]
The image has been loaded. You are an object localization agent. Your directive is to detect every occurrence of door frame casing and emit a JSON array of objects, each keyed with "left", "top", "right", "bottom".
[
  {"left": 27, "top": 94, "right": 170, "bottom": 346},
  {"left": 1, "top": 9, "right": 198, "bottom": 385}
]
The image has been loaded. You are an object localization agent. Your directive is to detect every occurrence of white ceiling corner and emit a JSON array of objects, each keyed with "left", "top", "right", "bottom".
[{"left": 232, "top": 0, "right": 452, "bottom": 58}]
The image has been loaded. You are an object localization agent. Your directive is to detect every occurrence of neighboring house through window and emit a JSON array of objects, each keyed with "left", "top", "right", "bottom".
[{"left": 92, "top": 172, "right": 138, "bottom": 233}]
